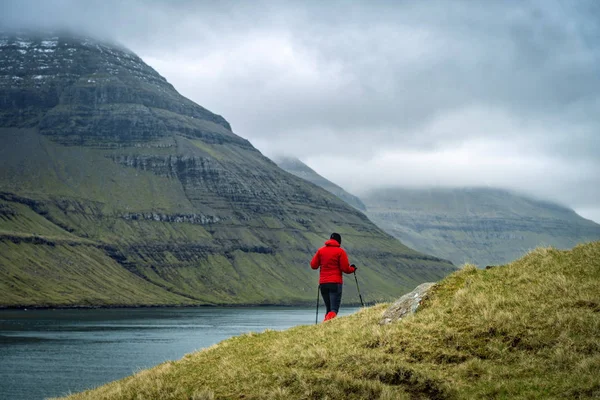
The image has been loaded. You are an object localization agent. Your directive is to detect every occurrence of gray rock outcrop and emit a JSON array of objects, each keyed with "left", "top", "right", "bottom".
[{"left": 380, "top": 282, "right": 436, "bottom": 325}]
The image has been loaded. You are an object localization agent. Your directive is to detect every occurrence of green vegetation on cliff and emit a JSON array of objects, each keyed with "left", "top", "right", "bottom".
[{"left": 57, "top": 241, "right": 600, "bottom": 399}]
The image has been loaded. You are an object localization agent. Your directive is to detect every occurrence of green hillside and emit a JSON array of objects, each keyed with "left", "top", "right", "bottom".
[
  {"left": 57, "top": 241, "right": 600, "bottom": 399},
  {"left": 0, "top": 33, "right": 455, "bottom": 307}
]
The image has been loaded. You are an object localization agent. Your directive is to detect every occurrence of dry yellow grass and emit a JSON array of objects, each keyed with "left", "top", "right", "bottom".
[{"left": 55, "top": 241, "right": 600, "bottom": 399}]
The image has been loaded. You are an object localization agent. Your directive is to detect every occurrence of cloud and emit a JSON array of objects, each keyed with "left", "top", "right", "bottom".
[{"left": 1, "top": 0, "right": 599, "bottom": 221}]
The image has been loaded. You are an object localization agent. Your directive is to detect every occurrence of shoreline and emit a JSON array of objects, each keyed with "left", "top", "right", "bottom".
[{"left": 0, "top": 301, "right": 367, "bottom": 311}]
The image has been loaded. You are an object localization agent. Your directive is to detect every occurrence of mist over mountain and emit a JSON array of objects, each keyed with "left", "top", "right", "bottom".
[
  {"left": 273, "top": 155, "right": 366, "bottom": 212},
  {"left": 275, "top": 157, "right": 600, "bottom": 267},
  {"left": 0, "top": 32, "right": 455, "bottom": 307}
]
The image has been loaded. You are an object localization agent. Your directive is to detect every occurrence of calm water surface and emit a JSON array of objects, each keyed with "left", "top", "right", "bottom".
[{"left": 0, "top": 307, "right": 358, "bottom": 400}]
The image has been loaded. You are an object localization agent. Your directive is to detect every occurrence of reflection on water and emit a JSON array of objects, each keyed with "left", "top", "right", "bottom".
[{"left": 0, "top": 306, "right": 358, "bottom": 400}]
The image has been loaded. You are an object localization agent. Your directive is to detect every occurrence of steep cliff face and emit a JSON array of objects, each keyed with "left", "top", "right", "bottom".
[{"left": 0, "top": 33, "right": 455, "bottom": 307}]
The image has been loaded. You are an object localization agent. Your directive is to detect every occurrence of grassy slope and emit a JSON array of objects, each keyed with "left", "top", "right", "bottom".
[
  {"left": 0, "top": 241, "right": 194, "bottom": 307},
  {"left": 0, "top": 192, "right": 199, "bottom": 307},
  {"left": 58, "top": 241, "right": 600, "bottom": 399}
]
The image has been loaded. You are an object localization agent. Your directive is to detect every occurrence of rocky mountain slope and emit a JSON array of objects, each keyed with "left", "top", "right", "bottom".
[
  {"left": 0, "top": 32, "right": 455, "bottom": 307},
  {"left": 276, "top": 157, "right": 600, "bottom": 267},
  {"left": 273, "top": 156, "right": 366, "bottom": 211}
]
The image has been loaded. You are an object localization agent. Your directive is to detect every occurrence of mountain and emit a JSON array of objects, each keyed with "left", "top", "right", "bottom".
[
  {"left": 274, "top": 157, "right": 600, "bottom": 267},
  {"left": 0, "top": 32, "right": 456, "bottom": 307},
  {"left": 362, "top": 187, "right": 600, "bottom": 267},
  {"left": 273, "top": 156, "right": 366, "bottom": 211}
]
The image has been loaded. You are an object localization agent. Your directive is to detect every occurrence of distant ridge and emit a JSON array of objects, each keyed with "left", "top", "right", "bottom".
[
  {"left": 362, "top": 186, "right": 600, "bottom": 267},
  {"left": 275, "top": 157, "right": 600, "bottom": 267},
  {"left": 273, "top": 155, "right": 366, "bottom": 211}
]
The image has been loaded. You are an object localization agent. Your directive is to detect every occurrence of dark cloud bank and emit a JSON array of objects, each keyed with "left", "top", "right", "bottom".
[{"left": 1, "top": 0, "right": 599, "bottom": 222}]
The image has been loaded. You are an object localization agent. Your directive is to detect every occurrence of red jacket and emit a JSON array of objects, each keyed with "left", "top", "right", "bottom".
[{"left": 310, "top": 239, "right": 356, "bottom": 284}]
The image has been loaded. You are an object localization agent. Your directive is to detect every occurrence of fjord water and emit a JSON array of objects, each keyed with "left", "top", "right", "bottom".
[{"left": 0, "top": 307, "right": 358, "bottom": 400}]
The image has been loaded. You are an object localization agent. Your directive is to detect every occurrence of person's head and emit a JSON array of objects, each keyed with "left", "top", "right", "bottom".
[{"left": 330, "top": 232, "right": 342, "bottom": 245}]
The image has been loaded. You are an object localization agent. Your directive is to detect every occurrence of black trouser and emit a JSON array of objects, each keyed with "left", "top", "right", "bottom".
[{"left": 320, "top": 283, "right": 343, "bottom": 314}]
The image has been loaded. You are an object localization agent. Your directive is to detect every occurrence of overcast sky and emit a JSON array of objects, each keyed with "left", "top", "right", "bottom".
[{"left": 2, "top": 0, "right": 599, "bottom": 222}]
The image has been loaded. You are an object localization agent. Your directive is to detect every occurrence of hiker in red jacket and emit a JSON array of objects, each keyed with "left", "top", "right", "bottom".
[{"left": 310, "top": 232, "right": 357, "bottom": 321}]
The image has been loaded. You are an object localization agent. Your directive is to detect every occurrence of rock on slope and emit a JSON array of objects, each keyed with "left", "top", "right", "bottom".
[{"left": 0, "top": 32, "right": 455, "bottom": 307}]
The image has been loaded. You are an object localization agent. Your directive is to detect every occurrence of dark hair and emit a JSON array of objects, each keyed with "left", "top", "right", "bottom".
[{"left": 330, "top": 232, "right": 342, "bottom": 244}]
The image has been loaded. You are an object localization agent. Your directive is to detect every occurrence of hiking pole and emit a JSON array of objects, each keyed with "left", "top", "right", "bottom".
[
  {"left": 353, "top": 271, "right": 365, "bottom": 307},
  {"left": 315, "top": 284, "right": 320, "bottom": 324}
]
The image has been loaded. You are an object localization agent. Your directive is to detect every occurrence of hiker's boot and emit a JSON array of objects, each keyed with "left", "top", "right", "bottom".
[{"left": 324, "top": 311, "right": 337, "bottom": 321}]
